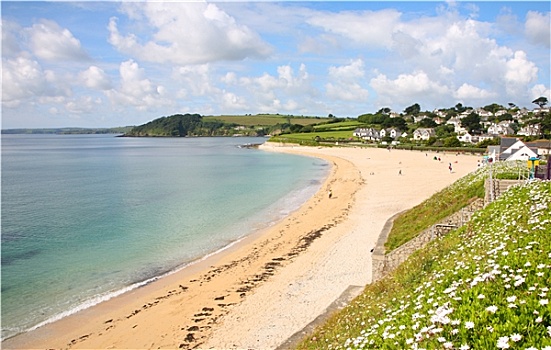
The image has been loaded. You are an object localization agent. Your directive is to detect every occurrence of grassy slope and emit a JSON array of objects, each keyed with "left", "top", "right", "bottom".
[
  {"left": 202, "top": 114, "right": 325, "bottom": 126},
  {"left": 297, "top": 166, "right": 551, "bottom": 350}
]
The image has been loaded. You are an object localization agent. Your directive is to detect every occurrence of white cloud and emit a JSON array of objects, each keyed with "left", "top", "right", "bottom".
[
  {"left": 173, "top": 64, "right": 220, "bottom": 97},
  {"left": 2, "top": 20, "right": 23, "bottom": 58},
  {"left": 504, "top": 51, "right": 538, "bottom": 95},
  {"left": 65, "top": 96, "right": 102, "bottom": 114},
  {"left": 221, "top": 91, "right": 248, "bottom": 110},
  {"left": 108, "top": 2, "right": 272, "bottom": 65},
  {"left": 454, "top": 83, "right": 497, "bottom": 100},
  {"left": 325, "top": 59, "right": 369, "bottom": 101},
  {"left": 525, "top": 11, "right": 551, "bottom": 48},
  {"left": 106, "top": 60, "right": 171, "bottom": 110},
  {"left": 2, "top": 57, "right": 51, "bottom": 108},
  {"left": 79, "top": 66, "right": 112, "bottom": 90},
  {"left": 530, "top": 84, "right": 551, "bottom": 102},
  {"left": 27, "top": 19, "right": 89, "bottom": 61},
  {"left": 370, "top": 71, "right": 451, "bottom": 107},
  {"left": 307, "top": 9, "right": 401, "bottom": 48}
]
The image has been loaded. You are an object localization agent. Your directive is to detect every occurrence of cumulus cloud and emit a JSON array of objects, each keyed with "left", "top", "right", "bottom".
[
  {"left": 525, "top": 11, "right": 551, "bottom": 48},
  {"left": 27, "top": 19, "right": 89, "bottom": 61},
  {"left": 370, "top": 71, "right": 451, "bottom": 106},
  {"left": 2, "top": 20, "right": 24, "bottom": 58},
  {"left": 454, "top": 83, "right": 497, "bottom": 100},
  {"left": 106, "top": 60, "right": 170, "bottom": 110},
  {"left": 79, "top": 66, "right": 112, "bottom": 90},
  {"left": 504, "top": 50, "right": 538, "bottom": 95},
  {"left": 325, "top": 59, "right": 369, "bottom": 101},
  {"left": 2, "top": 57, "right": 49, "bottom": 107},
  {"left": 530, "top": 84, "right": 551, "bottom": 101},
  {"left": 108, "top": 2, "right": 272, "bottom": 65}
]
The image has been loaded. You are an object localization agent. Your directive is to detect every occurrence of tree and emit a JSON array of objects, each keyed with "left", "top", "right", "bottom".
[
  {"left": 483, "top": 103, "right": 504, "bottom": 114},
  {"left": 532, "top": 96, "right": 548, "bottom": 109},
  {"left": 443, "top": 136, "right": 462, "bottom": 147},
  {"left": 418, "top": 118, "right": 437, "bottom": 128},
  {"left": 435, "top": 124, "right": 455, "bottom": 138},
  {"left": 404, "top": 103, "right": 421, "bottom": 116},
  {"left": 460, "top": 113, "right": 482, "bottom": 134},
  {"left": 455, "top": 103, "right": 467, "bottom": 113},
  {"left": 531, "top": 97, "right": 550, "bottom": 138}
]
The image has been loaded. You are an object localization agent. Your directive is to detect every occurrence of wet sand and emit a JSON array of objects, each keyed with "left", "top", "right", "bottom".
[{"left": 3, "top": 144, "right": 479, "bottom": 349}]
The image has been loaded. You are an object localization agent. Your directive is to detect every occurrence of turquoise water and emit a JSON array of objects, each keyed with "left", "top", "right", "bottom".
[{"left": 1, "top": 134, "right": 328, "bottom": 340}]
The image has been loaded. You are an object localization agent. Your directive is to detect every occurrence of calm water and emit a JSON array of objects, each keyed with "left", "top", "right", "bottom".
[{"left": 1, "top": 134, "right": 328, "bottom": 340}]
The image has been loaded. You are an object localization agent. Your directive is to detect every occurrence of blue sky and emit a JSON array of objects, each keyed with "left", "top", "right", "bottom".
[{"left": 2, "top": 1, "right": 550, "bottom": 128}]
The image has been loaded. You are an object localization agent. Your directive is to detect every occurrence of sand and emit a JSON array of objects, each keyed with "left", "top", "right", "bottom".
[{"left": 2, "top": 144, "right": 480, "bottom": 350}]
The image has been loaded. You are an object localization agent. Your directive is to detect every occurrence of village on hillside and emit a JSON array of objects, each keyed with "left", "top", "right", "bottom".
[{"left": 349, "top": 99, "right": 550, "bottom": 168}]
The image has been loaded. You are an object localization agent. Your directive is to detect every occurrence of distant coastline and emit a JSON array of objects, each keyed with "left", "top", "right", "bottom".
[{"left": 1, "top": 127, "right": 133, "bottom": 135}]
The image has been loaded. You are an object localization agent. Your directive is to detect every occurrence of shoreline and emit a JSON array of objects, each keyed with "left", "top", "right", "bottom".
[{"left": 3, "top": 144, "right": 480, "bottom": 349}]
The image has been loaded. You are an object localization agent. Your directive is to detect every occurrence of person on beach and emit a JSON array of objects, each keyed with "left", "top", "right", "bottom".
[
  {"left": 328, "top": 190, "right": 332, "bottom": 199},
  {"left": 398, "top": 169, "right": 402, "bottom": 175}
]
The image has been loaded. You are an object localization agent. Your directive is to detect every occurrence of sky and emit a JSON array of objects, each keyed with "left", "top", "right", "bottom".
[{"left": 1, "top": 1, "right": 550, "bottom": 129}]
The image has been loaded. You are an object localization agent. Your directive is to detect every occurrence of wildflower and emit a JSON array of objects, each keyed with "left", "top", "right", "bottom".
[
  {"left": 486, "top": 305, "right": 498, "bottom": 313},
  {"left": 444, "top": 342, "right": 453, "bottom": 349},
  {"left": 540, "top": 299, "right": 549, "bottom": 306},
  {"left": 506, "top": 296, "right": 517, "bottom": 303},
  {"left": 497, "top": 336, "right": 510, "bottom": 349},
  {"left": 459, "top": 345, "right": 470, "bottom": 350},
  {"left": 477, "top": 294, "right": 485, "bottom": 299},
  {"left": 465, "top": 321, "right": 474, "bottom": 329}
]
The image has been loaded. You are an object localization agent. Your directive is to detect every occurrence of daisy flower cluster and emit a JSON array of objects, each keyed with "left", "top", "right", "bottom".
[
  {"left": 299, "top": 178, "right": 549, "bottom": 350},
  {"left": 337, "top": 180, "right": 551, "bottom": 350},
  {"left": 385, "top": 160, "right": 529, "bottom": 252}
]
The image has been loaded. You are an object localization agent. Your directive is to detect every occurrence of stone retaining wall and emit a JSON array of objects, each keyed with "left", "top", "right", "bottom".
[{"left": 371, "top": 198, "right": 484, "bottom": 282}]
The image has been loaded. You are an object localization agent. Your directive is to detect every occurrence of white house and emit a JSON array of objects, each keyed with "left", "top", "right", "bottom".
[
  {"left": 487, "top": 122, "right": 514, "bottom": 136},
  {"left": 500, "top": 139, "right": 538, "bottom": 161},
  {"left": 506, "top": 146, "right": 538, "bottom": 161},
  {"left": 353, "top": 128, "right": 380, "bottom": 141},
  {"left": 457, "top": 132, "right": 473, "bottom": 143},
  {"left": 379, "top": 128, "right": 403, "bottom": 140},
  {"left": 446, "top": 117, "right": 467, "bottom": 134},
  {"left": 517, "top": 124, "right": 540, "bottom": 137},
  {"left": 413, "top": 128, "right": 435, "bottom": 141}
]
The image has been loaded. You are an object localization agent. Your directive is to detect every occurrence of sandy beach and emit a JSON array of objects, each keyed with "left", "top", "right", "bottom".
[{"left": 3, "top": 144, "right": 480, "bottom": 350}]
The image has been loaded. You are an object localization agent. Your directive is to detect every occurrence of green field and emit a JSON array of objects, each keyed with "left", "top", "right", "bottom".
[{"left": 203, "top": 114, "right": 326, "bottom": 126}]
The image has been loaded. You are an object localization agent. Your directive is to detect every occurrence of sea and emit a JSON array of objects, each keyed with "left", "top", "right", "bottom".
[{"left": 0, "top": 134, "right": 329, "bottom": 340}]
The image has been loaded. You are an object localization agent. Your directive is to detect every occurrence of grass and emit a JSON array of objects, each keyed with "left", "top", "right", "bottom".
[
  {"left": 202, "top": 114, "right": 324, "bottom": 126},
  {"left": 270, "top": 131, "right": 357, "bottom": 142},
  {"left": 296, "top": 167, "right": 550, "bottom": 350},
  {"left": 385, "top": 161, "right": 529, "bottom": 252}
]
